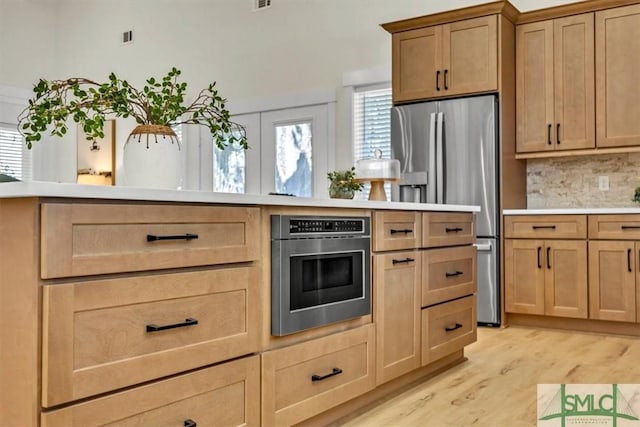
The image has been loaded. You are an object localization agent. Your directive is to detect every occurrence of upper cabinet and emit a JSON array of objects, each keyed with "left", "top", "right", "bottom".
[
  {"left": 595, "top": 4, "right": 640, "bottom": 148},
  {"left": 390, "top": 15, "right": 498, "bottom": 103},
  {"left": 516, "top": 14, "right": 595, "bottom": 153}
]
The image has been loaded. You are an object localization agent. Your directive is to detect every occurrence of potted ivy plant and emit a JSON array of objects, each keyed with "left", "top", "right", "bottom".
[
  {"left": 327, "top": 167, "right": 364, "bottom": 199},
  {"left": 17, "top": 67, "right": 247, "bottom": 189}
]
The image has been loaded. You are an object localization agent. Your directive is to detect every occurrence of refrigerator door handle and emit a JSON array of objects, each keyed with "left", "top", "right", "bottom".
[
  {"left": 473, "top": 242, "right": 493, "bottom": 251},
  {"left": 427, "top": 112, "right": 437, "bottom": 203},
  {"left": 436, "top": 111, "right": 444, "bottom": 204}
]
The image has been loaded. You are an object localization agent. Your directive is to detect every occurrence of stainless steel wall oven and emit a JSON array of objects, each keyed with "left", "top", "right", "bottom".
[{"left": 271, "top": 215, "right": 371, "bottom": 336}]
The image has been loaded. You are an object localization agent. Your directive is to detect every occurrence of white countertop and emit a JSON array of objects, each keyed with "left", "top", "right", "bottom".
[
  {"left": 0, "top": 181, "right": 480, "bottom": 213},
  {"left": 504, "top": 208, "right": 640, "bottom": 215}
]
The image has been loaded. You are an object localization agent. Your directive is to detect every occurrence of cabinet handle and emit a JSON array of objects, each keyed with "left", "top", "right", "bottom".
[
  {"left": 146, "top": 317, "right": 198, "bottom": 333},
  {"left": 445, "top": 323, "right": 463, "bottom": 332},
  {"left": 311, "top": 367, "right": 342, "bottom": 382},
  {"left": 436, "top": 70, "right": 441, "bottom": 91},
  {"left": 548, "top": 124, "right": 552, "bottom": 145},
  {"left": 390, "top": 228, "right": 413, "bottom": 235},
  {"left": 184, "top": 420, "right": 197, "bottom": 427},
  {"left": 147, "top": 233, "right": 198, "bottom": 242},
  {"left": 532, "top": 225, "right": 556, "bottom": 230},
  {"left": 445, "top": 227, "right": 463, "bottom": 233},
  {"left": 546, "top": 247, "right": 551, "bottom": 269},
  {"left": 392, "top": 257, "right": 415, "bottom": 265},
  {"left": 537, "top": 246, "right": 542, "bottom": 269},
  {"left": 445, "top": 271, "right": 463, "bottom": 277},
  {"left": 628, "top": 248, "right": 633, "bottom": 272},
  {"left": 444, "top": 69, "right": 449, "bottom": 90},
  {"left": 621, "top": 225, "right": 640, "bottom": 230},
  {"left": 556, "top": 123, "right": 561, "bottom": 145}
]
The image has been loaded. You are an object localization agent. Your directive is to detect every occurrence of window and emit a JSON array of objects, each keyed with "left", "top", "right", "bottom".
[
  {"left": 352, "top": 85, "right": 392, "bottom": 200},
  {"left": 214, "top": 131, "right": 246, "bottom": 193},
  {"left": 0, "top": 123, "right": 31, "bottom": 181}
]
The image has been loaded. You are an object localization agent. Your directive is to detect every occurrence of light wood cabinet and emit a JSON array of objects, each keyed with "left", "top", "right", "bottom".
[
  {"left": 372, "top": 211, "right": 421, "bottom": 252},
  {"left": 422, "top": 212, "right": 475, "bottom": 248},
  {"left": 588, "top": 241, "right": 637, "bottom": 322},
  {"left": 41, "top": 355, "right": 260, "bottom": 427},
  {"left": 392, "top": 15, "right": 498, "bottom": 103},
  {"left": 421, "top": 295, "right": 477, "bottom": 365},
  {"left": 41, "top": 203, "right": 260, "bottom": 278},
  {"left": 516, "top": 13, "right": 594, "bottom": 153},
  {"left": 595, "top": 4, "right": 640, "bottom": 148},
  {"left": 505, "top": 238, "right": 587, "bottom": 318},
  {"left": 261, "top": 324, "right": 375, "bottom": 427},
  {"left": 422, "top": 245, "right": 477, "bottom": 307},
  {"left": 42, "top": 267, "right": 259, "bottom": 407},
  {"left": 373, "top": 251, "right": 421, "bottom": 385}
]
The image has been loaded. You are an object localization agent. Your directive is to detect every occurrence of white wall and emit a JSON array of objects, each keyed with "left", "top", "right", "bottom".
[{"left": 0, "top": 0, "right": 585, "bottom": 185}]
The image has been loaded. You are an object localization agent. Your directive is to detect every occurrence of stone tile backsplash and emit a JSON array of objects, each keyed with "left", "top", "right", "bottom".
[{"left": 527, "top": 153, "right": 640, "bottom": 208}]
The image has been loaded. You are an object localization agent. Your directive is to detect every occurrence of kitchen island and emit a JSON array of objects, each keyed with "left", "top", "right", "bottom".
[{"left": 0, "top": 182, "right": 479, "bottom": 427}]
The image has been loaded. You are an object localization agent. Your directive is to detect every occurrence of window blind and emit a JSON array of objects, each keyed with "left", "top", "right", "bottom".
[
  {"left": 352, "top": 86, "right": 392, "bottom": 200},
  {"left": 0, "top": 123, "right": 31, "bottom": 181}
]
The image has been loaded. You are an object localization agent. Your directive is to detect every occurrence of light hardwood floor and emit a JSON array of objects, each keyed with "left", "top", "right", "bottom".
[{"left": 339, "top": 326, "right": 640, "bottom": 426}]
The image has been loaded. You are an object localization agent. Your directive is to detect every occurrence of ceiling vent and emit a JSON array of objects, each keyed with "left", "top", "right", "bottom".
[
  {"left": 122, "top": 30, "right": 133, "bottom": 45},
  {"left": 253, "top": 0, "right": 272, "bottom": 11}
]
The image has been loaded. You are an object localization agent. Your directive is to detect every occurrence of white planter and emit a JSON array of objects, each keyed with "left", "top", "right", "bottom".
[{"left": 123, "top": 125, "right": 183, "bottom": 190}]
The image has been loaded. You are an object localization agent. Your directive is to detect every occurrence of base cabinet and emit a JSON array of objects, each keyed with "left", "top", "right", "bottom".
[
  {"left": 41, "top": 355, "right": 260, "bottom": 427},
  {"left": 588, "top": 241, "right": 638, "bottom": 322},
  {"left": 261, "top": 324, "right": 375, "bottom": 427},
  {"left": 373, "top": 251, "right": 421, "bottom": 385}
]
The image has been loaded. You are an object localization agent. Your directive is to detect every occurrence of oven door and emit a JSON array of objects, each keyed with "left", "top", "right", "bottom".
[{"left": 272, "top": 236, "right": 371, "bottom": 336}]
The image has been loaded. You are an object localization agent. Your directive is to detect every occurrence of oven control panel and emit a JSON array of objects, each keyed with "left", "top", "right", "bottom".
[
  {"left": 271, "top": 215, "right": 370, "bottom": 239},
  {"left": 289, "top": 218, "right": 364, "bottom": 234}
]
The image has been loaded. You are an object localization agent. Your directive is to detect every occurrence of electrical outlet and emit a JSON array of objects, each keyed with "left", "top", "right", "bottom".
[{"left": 598, "top": 175, "right": 610, "bottom": 191}]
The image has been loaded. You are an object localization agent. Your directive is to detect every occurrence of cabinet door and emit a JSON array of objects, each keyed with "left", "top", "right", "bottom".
[
  {"left": 442, "top": 16, "right": 498, "bottom": 96},
  {"left": 595, "top": 5, "right": 640, "bottom": 148},
  {"left": 373, "top": 251, "right": 421, "bottom": 385},
  {"left": 392, "top": 26, "right": 442, "bottom": 103},
  {"left": 516, "top": 21, "right": 554, "bottom": 153},
  {"left": 544, "top": 240, "right": 588, "bottom": 318},
  {"left": 554, "top": 14, "right": 595, "bottom": 151},
  {"left": 588, "top": 241, "right": 636, "bottom": 322},
  {"left": 505, "top": 239, "right": 545, "bottom": 315}
]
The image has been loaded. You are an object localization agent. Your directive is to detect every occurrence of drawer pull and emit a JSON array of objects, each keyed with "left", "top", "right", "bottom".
[
  {"left": 392, "top": 257, "right": 415, "bottom": 265},
  {"left": 621, "top": 225, "right": 640, "bottom": 230},
  {"left": 311, "top": 367, "right": 343, "bottom": 382},
  {"left": 445, "top": 227, "right": 463, "bottom": 233},
  {"left": 390, "top": 228, "right": 413, "bottom": 235},
  {"left": 445, "top": 323, "right": 463, "bottom": 332},
  {"left": 532, "top": 225, "right": 556, "bottom": 230},
  {"left": 445, "top": 271, "right": 463, "bottom": 278},
  {"left": 146, "top": 317, "right": 198, "bottom": 333},
  {"left": 146, "top": 233, "right": 199, "bottom": 242},
  {"left": 184, "top": 420, "right": 197, "bottom": 427}
]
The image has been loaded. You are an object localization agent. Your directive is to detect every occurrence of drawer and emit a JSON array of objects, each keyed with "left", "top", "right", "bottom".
[
  {"left": 504, "top": 215, "right": 586, "bottom": 239},
  {"left": 588, "top": 215, "right": 640, "bottom": 240},
  {"left": 41, "top": 355, "right": 260, "bottom": 427},
  {"left": 42, "top": 266, "right": 259, "bottom": 407},
  {"left": 422, "top": 246, "right": 477, "bottom": 307},
  {"left": 261, "top": 324, "right": 375, "bottom": 426},
  {"left": 421, "top": 295, "right": 477, "bottom": 365},
  {"left": 41, "top": 203, "right": 260, "bottom": 278},
  {"left": 372, "top": 211, "right": 421, "bottom": 251},
  {"left": 422, "top": 212, "right": 475, "bottom": 248}
]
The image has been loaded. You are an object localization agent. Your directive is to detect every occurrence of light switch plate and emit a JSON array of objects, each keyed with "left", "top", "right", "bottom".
[{"left": 598, "top": 176, "right": 609, "bottom": 191}]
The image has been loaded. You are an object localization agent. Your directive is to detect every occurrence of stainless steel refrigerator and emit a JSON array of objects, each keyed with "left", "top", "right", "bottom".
[{"left": 390, "top": 94, "right": 500, "bottom": 326}]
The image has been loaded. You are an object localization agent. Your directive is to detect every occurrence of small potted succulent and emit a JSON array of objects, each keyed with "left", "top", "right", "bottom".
[{"left": 327, "top": 167, "right": 364, "bottom": 199}]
